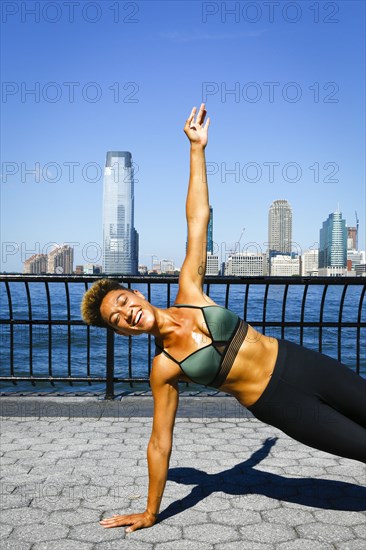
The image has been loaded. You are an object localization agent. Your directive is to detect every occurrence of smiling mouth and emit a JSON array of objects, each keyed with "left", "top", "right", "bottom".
[{"left": 133, "top": 310, "right": 142, "bottom": 326}]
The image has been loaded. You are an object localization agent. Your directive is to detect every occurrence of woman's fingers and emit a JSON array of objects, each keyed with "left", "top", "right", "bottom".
[
  {"left": 204, "top": 116, "right": 210, "bottom": 130},
  {"left": 100, "top": 511, "right": 156, "bottom": 532},
  {"left": 186, "top": 106, "right": 197, "bottom": 126},
  {"left": 100, "top": 514, "right": 133, "bottom": 527},
  {"left": 186, "top": 103, "right": 206, "bottom": 127},
  {"left": 193, "top": 103, "right": 205, "bottom": 125},
  {"left": 126, "top": 520, "right": 143, "bottom": 533}
]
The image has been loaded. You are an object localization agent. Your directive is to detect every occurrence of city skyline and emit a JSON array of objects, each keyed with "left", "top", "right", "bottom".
[
  {"left": 1, "top": 2, "right": 365, "bottom": 272},
  {"left": 17, "top": 200, "right": 364, "bottom": 276},
  {"left": 2, "top": 162, "right": 364, "bottom": 272}
]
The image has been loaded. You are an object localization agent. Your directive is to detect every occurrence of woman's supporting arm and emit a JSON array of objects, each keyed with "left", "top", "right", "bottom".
[
  {"left": 99, "top": 360, "right": 179, "bottom": 533},
  {"left": 145, "top": 365, "right": 179, "bottom": 518},
  {"left": 145, "top": 438, "right": 172, "bottom": 518}
]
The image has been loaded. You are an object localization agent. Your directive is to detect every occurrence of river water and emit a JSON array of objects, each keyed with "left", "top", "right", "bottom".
[{"left": 0, "top": 281, "right": 365, "bottom": 394}]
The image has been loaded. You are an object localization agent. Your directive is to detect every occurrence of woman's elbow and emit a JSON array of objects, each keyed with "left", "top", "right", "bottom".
[
  {"left": 148, "top": 436, "right": 172, "bottom": 456},
  {"left": 186, "top": 212, "right": 210, "bottom": 226}
]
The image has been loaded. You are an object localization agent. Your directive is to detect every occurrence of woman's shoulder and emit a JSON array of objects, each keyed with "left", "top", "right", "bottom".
[
  {"left": 151, "top": 350, "right": 191, "bottom": 385},
  {"left": 174, "top": 289, "right": 217, "bottom": 308}
]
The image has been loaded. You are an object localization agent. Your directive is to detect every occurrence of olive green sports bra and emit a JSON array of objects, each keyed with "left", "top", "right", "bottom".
[{"left": 155, "top": 304, "right": 248, "bottom": 388}]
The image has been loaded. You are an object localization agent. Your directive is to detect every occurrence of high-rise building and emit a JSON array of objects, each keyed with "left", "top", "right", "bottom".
[
  {"left": 102, "top": 151, "right": 139, "bottom": 274},
  {"left": 47, "top": 245, "right": 74, "bottom": 274},
  {"left": 206, "top": 254, "right": 220, "bottom": 275},
  {"left": 270, "top": 254, "right": 300, "bottom": 276},
  {"left": 185, "top": 204, "right": 214, "bottom": 255},
  {"left": 319, "top": 211, "right": 347, "bottom": 269},
  {"left": 207, "top": 205, "right": 213, "bottom": 254},
  {"left": 268, "top": 199, "right": 292, "bottom": 275},
  {"left": 268, "top": 199, "right": 292, "bottom": 254},
  {"left": 301, "top": 249, "right": 319, "bottom": 276},
  {"left": 224, "top": 252, "right": 264, "bottom": 276},
  {"left": 151, "top": 256, "right": 161, "bottom": 273},
  {"left": 347, "top": 249, "right": 364, "bottom": 270},
  {"left": 347, "top": 226, "right": 357, "bottom": 250},
  {"left": 23, "top": 254, "right": 48, "bottom": 274},
  {"left": 24, "top": 247, "right": 74, "bottom": 274},
  {"left": 268, "top": 199, "right": 292, "bottom": 255}
]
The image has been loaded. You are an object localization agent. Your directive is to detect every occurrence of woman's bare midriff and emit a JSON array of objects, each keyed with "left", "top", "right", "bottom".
[{"left": 218, "top": 325, "right": 279, "bottom": 408}]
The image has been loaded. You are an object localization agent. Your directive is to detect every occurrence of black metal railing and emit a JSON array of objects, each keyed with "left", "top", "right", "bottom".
[{"left": 0, "top": 275, "right": 365, "bottom": 399}]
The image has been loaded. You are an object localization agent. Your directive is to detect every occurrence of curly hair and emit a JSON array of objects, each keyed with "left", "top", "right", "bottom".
[{"left": 80, "top": 279, "right": 129, "bottom": 328}]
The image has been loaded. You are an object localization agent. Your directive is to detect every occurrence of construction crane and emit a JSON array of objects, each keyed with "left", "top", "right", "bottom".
[
  {"left": 228, "top": 228, "right": 245, "bottom": 256},
  {"left": 355, "top": 211, "right": 359, "bottom": 250}
]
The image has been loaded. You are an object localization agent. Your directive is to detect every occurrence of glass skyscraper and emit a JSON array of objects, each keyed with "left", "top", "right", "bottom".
[
  {"left": 319, "top": 211, "right": 347, "bottom": 268},
  {"left": 102, "top": 151, "right": 138, "bottom": 274},
  {"left": 207, "top": 205, "right": 213, "bottom": 254},
  {"left": 185, "top": 204, "right": 214, "bottom": 254}
]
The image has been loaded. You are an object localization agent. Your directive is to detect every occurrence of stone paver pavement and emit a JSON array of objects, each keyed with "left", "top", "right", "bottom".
[{"left": 0, "top": 395, "right": 365, "bottom": 549}]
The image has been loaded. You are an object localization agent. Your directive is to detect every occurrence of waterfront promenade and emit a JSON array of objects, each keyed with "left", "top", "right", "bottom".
[{"left": 1, "top": 392, "right": 365, "bottom": 550}]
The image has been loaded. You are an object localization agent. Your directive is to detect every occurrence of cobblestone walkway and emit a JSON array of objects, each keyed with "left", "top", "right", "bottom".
[{"left": 1, "top": 396, "right": 365, "bottom": 549}]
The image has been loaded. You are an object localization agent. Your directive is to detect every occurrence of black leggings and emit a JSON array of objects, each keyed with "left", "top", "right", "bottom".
[{"left": 247, "top": 339, "right": 366, "bottom": 463}]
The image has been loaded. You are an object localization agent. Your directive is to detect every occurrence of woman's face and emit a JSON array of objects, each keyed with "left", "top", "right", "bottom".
[{"left": 100, "top": 289, "right": 155, "bottom": 335}]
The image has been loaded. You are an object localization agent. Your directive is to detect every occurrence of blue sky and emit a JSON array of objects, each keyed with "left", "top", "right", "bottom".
[{"left": 1, "top": 0, "right": 365, "bottom": 272}]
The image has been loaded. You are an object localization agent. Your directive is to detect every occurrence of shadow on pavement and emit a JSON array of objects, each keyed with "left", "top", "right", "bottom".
[{"left": 159, "top": 437, "right": 366, "bottom": 521}]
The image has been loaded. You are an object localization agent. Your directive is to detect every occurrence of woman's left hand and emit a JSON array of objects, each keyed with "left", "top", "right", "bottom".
[{"left": 184, "top": 103, "right": 210, "bottom": 147}]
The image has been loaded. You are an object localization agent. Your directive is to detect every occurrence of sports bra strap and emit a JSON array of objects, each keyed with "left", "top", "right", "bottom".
[
  {"left": 173, "top": 304, "right": 203, "bottom": 309},
  {"left": 155, "top": 339, "right": 182, "bottom": 367}
]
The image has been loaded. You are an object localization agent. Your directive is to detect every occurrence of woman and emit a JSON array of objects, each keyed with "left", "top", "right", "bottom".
[{"left": 81, "top": 103, "right": 366, "bottom": 533}]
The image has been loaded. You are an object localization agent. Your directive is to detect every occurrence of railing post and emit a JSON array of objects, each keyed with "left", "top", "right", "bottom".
[{"left": 105, "top": 328, "right": 115, "bottom": 400}]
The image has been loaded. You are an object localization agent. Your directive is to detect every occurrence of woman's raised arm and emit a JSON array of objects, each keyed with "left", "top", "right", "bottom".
[{"left": 178, "top": 103, "right": 211, "bottom": 297}]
